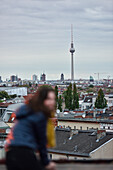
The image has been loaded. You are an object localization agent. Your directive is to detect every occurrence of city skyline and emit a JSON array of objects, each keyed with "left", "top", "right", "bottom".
[{"left": 0, "top": 0, "right": 113, "bottom": 80}]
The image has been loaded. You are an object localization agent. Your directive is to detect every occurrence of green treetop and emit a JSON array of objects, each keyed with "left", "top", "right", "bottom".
[
  {"left": 64, "top": 83, "right": 79, "bottom": 110},
  {"left": 58, "top": 95, "right": 63, "bottom": 112},
  {"left": 0, "top": 91, "right": 10, "bottom": 100},
  {"left": 72, "top": 83, "right": 79, "bottom": 110},
  {"left": 55, "top": 85, "right": 58, "bottom": 105},
  {"left": 95, "top": 88, "right": 107, "bottom": 109}
]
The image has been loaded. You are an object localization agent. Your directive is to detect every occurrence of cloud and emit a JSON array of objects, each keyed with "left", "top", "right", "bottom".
[{"left": 0, "top": 0, "right": 113, "bottom": 80}]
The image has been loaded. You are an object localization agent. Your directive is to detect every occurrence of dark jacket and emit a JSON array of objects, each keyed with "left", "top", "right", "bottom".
[{"left": 5, "top": 104, "right": 50, "bottom": 166}]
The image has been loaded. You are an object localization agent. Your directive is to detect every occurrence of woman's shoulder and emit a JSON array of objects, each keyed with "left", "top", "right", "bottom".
[
  {"left": 16, "top": 104, "right": 31, "bottom": 119},
  {"left": 28, "top": 111, "right": 47, "bottom": 123}
]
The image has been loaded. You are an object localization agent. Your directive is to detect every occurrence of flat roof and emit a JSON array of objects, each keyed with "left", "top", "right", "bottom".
[
  {"left": 58, "top": 117, "right": 113, "bottom": 123},
  {"left": 0, "top": 87, "right": 27, "bottom": 91}
]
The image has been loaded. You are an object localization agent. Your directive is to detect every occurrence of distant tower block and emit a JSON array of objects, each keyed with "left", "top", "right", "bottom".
[
  {"left": 32, "top": 74, "right": 37, "bottom": 81},
  {"left": 70, "top": 24, "right": 75, "bottom": 81},
  {"left": 40, "top": 73, "right": 46, "bottom": 81},
  {"left": 61, "top": 73, "right": 64, "bottom": 81}
]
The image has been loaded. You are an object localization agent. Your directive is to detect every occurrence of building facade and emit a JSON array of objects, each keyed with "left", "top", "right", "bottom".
[
  {"left": 10, "top": 75, "right": 18, "bottom": 82},
  {"left": 31, "top": 74, "right": 37, "bottom": 81},
  {"left": 40, "top": 73, "right": 46, "bottom": 81}
]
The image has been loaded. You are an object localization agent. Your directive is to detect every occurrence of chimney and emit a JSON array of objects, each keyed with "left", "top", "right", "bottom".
[
  {"left": 69, "top": 129, "right": 78, "bottom": 140},
  {"left": 93, "top": 111, "right": 97, "bottom": 118},
  {"left": 68, "top": 126, "right": 71, "bottom": 129},
  {"left": 96, "top": 130, "right": 106, "bottom": 142},
  {"left": 74, "top": 145, "right": 78, "bottom": 152},
  {"left": 80, "top": 126, "right": 82, "bottom": 130},
  {"left": 63, "top": 125, "right": 65, "bottom": 128}
]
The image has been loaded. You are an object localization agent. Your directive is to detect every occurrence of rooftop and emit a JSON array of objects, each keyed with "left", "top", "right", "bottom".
[
  {"left": 0, "top": 121, "right": 9, "bottom": 129},
  {"left": 0, "top": 87, "right": 27, "bottom": 91},
  {"left": 48, "top": 129, "right": 113, "bottom": 157}
]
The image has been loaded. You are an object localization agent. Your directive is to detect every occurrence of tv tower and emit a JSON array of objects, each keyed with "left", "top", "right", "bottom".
[{"left": 70, "top": 24, "right": 75, "bottom": 81}]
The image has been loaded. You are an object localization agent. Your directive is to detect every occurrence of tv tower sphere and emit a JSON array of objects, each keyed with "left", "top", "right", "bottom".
[{"left": 70, "top": 24, "right": 75, "bottom": 81}]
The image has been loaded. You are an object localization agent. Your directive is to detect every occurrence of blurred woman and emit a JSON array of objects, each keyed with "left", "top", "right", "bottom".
[{"left": 5, "top": 86, "right": 56, "bottom": 170}]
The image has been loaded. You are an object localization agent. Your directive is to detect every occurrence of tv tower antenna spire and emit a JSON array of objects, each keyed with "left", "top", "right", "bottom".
[
  {"left": 70, "top": 24, "right": 75, "bottom": 81},
  {"left": 71, "top": 24, "right": 73, "bottom": 43}
]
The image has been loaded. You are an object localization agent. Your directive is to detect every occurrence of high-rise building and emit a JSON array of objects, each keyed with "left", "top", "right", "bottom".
[
  {"left": 0, "top": 76, "right": 2, "bottom": 83},
  {"left": 10, "top": 75, "right": 18, "bottom": 82},
  {"left": 90, "top": 76, "right": 94, "bottom": 82},
  {"left": 61, "top": 73, "right": 64, "bottom": 81},
  {"left": 40, "top": 73, "right": 46, "bottom": 81},
  {"left": 31, "top": 74, "right": 37, "bottom": 81},
  {"left": 70, "top": 24, "right": 75, "bottom": 81}
]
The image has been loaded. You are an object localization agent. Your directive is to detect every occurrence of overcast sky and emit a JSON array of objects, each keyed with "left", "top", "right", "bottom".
[{"left": 0, "top": 0, "right": 113, "bottom": 80}]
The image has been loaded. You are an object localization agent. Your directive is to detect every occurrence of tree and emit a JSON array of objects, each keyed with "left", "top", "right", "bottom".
[
  {"left": 55, "top": 85, "right": 58, "bottom": 105},
  {"left": 95, "top": 88, "right": 107, "bottom": 109},
  {"left": 10, "top": 94, "right": 17, "bottom": 99},
  {"left": 65, "top": 83, "right": 73, "bottom": 110},
  {"left": 58, "top": 95, "right": 63, "bottom": 112},
  {"left": 64, "top": 83, "right": 79, "bottom": 110},
  {"left": 68, "top": 83, "right": 73, "bottom": 110},
  {"left": 63, "top": 90, "right": 68, "bottom": 108},
  {"left": 0, "top": 91, "right": 10, "bottom": 99},
  {"left": 35, "top": 83, "right": 38, "bottom": 87},
  {"left": 29, "top": 82, "right": 32, "bottom": 87},
  {"left": 89, "top": 84, "right": 94, "bottom": 88},
  {"left": 72, "top": 83, "right": 79, "bottom": 110}
]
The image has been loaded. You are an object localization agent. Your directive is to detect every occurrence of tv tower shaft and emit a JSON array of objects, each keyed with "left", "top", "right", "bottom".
[{"left": 70, "top": 24, "right": 75, "bottom": 81}]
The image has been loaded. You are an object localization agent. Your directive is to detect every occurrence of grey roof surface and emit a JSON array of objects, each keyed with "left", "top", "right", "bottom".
[
  {"left": 6, "top": 103, "right": 24, "bottom": 112},
  {"left": 48, "top": 130, "right": 113, "bottom": 156},
  {"left": 0, "top": 121, "right": 9, "bottom": 129}
]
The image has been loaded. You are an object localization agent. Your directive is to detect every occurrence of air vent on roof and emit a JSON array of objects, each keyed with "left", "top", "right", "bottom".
[
  {"left": 63, "top": 139, "right": 66, "bottom": 144},
  {"left": 69, "top": 136, "right": 72, "bottom": 140},
  {"left": 96, "top": 139, "right": 99, "bottom": 143},
  {"left": 96, "top": 130, "right": 106, "bottom": 142},
  {"left": 74, "top": 145, "right": 78, "bottom": 152},
  {"left": 91, "top": 142, "right": 93, "bottom": 147},
  {"left": 69, "top": 129, "right": 78, "bottom": 140}
]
